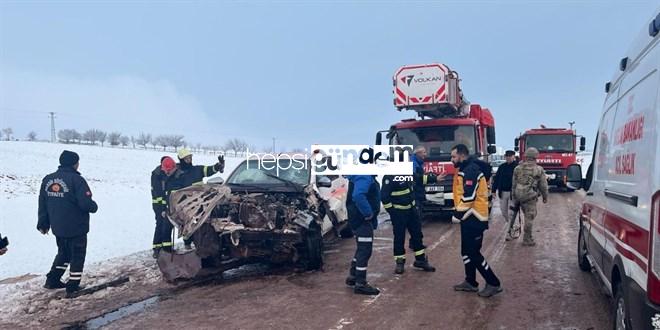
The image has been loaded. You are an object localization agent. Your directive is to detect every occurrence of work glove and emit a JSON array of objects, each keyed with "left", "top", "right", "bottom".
[{"left": 215, "top": 155, "right": 225, "bottom": 172}]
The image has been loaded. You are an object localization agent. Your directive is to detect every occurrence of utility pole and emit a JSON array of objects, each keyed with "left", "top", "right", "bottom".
[
  {"left": 272, "top": 137, "right": 276, "bottom": 153},
  {"left": 49, "top": 112, "right": 56, "bottom": 142}
]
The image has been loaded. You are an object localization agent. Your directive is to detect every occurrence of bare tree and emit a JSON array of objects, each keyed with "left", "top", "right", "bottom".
[
  {"left": 154, "top": 135, "right": 169, "bottom": 151},
  {"left": 136, "top": 132, "right": 152, "bottom": 149},
  {"left": 2, "top": 128, "right": 13, "bottom": 141},
  {"left": 98, "top": 131, "right": 107, "bottom": 147},
  {"left": 170, "top": 135, "right": 185, "bottom": 151},
  {"left": 27, "top": 131, "right": 37, "bottom": 141},
  {"left": 82, "top": 129, "right": 104, "bottom": 145},
  {"left": 120, "top": 136, "right": 130, "bottom": 147},
  {"left": 108, "top": 132, "right": 122, "bottom": 146},
  {"left": 57, "top": 129, "right": 78, "bottom": 144},
  {"left": 130, "top": 136, "right": 136, "bottom": 148}
]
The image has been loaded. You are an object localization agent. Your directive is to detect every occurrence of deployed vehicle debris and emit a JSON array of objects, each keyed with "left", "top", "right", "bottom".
[{"left": 158, "top": 157, "right": 349, "bottom": 281}]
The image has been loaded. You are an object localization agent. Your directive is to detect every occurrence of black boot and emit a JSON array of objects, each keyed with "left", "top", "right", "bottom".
[
  {"left": 413, "top": 255, "right": 436, "bottom": 272},
  {"left": 44, "top": 278, "right": 66, "bottom": 290},
  {"left": 395, "top": 259, "right": 405, "bottom": 274},
  {"left": 65, "top": 283, "right": 85, "bottom": 298},
  {"left": 346, "top": 260, "right": 357, "bottom": 286},
  {"left": 152, "top": 248, "right": 160, "bottom": 259},
  {"left": 354, "top": 282, "right": 380, "bottom": 295}
]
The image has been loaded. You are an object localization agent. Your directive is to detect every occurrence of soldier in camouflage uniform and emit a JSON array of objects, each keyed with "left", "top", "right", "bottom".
[{"left": 511, "top": 147, "right": 549, "bottom": 246}]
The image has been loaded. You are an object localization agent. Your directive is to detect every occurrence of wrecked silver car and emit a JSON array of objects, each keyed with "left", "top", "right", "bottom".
[{"left": 157, "top": 157, "right": 349, "bottom": 281}]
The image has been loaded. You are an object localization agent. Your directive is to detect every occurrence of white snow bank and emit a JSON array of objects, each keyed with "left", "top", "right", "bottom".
[{"left": 0, "top": 141, "right": 242, "bottom": 280}]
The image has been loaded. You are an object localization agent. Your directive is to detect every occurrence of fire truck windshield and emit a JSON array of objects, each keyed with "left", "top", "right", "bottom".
[
  {"left": 525, "top": 134, "right": 574, "bottom": 152},
  {"left": 394, "top": 125, "right": 477, "bottom": 161}
]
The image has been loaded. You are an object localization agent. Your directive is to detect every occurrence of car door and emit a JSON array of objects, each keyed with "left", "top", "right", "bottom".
[{"left": 585, "top": 83, "right": 619, "bottom": 271}]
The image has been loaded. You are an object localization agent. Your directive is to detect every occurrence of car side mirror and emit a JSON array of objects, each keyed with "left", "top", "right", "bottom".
[
  {"left": 317, "top": 176, "right": 332, "bottom": 188},
  {"left": 580, "top": 137, "right": 586, "bottom": 151},
  {"left": 487, "top": 145, "right": 497, "bottom": 154},
  {"left": 566, "top": 164, "right": 582, "bottom": 190},
  {"left": 207, "top": 176, "right": 225, "bottom": 184}
]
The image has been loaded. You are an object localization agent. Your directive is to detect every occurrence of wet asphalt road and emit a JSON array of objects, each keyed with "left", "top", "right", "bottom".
[{"left": 103, "top": 191, "right": 613, "bottom": 330}]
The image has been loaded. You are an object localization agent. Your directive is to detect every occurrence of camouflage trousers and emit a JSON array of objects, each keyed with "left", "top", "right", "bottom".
[{"left": 509, "top": 199, "right": 538, "bottom": 243}]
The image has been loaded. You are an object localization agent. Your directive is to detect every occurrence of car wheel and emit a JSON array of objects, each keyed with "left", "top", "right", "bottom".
[
  {"left": 303, "top": 222, "right": 323, "bottom": 270},
  {"left": 578, "top": 225, "right": 591, "bottom": 272},
  {"left": 613, "top": 281, "right": 631, "bottom": 330}
]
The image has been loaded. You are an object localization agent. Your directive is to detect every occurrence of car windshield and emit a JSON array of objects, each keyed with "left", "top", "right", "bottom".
[
  {"left": 394, "top": 125, "right": 477, "bottom": 161},
  {"left": 525, "top": 134, "right": 574, "bottom": 152},
  {"left": 227, "top": 159, "right": 310, "bottom": 186}
]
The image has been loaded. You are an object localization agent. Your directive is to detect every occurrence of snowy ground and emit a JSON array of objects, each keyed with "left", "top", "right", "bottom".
[{"left": 0, "top": 141, "right": 243, "bottom": 281}]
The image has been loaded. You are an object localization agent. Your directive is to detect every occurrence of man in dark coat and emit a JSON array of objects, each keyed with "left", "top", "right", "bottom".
[{"left": 38, "top": 150, "right": 98, "bottom": 297}]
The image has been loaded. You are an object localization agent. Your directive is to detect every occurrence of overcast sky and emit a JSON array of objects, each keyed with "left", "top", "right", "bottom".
[{"left": 1, "top": 1, "right": 657, "bottom": 151}]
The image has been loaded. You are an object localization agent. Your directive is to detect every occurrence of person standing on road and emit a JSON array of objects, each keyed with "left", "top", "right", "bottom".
[
  {"left": 450, "top": 144, "right": 502, "bottom": 298},
  {"left": 492, "top": 151, "right": 518, "bottom": 229},
  {"left": 37, "top": 150, "right": 98, "bottom": 297},
  {"left": 511, "top": 147, "right": 549, "bottom": 246},
  {"left": 381, "top": 174, "right": 436, "bottom": 274},
  {"left": 345, "top": 175, "right": 381, "bottom": 295},
  {"left": 150, "top": 156, "right": 177, "bottom": 258},
  {"left": 170, "top": 148, "right": 225, "bottom": 250},
  {"left": 411, "top": 146, "right": 440, "bottom": 220}
]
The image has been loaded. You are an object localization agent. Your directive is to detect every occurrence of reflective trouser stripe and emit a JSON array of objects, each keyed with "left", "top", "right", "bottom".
[
  {"left": 161, "top": 242, "right": 173, "bottom": 247},
  {"left": 357, "top": 237, "right": 373, "bottom": 243},
  {"left": 391, "top": 189, "right": 411, "bottom": 196},
  {"left": 463, "top": 255, "right": 470, "bottom": 264},
  {"left": 356, "top": 267, "right": 367, "bottom": 271},
  {"left": 153, "top": 244, "right": 162, "bottom": 248},
  {"left": 414, "top": 249, "right": 425, "bottom": 256},
  {"left": 56, "top": 266, "right": 67, "bottom": 270},
  {"left": 394, "top": 255, "right": 406, "bottom": 261},
  {"left": 393, "top": 204, "right": 413, "bottom": 210}
]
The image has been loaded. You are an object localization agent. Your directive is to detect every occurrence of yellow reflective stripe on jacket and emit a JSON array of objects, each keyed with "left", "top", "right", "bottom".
[
  {"left": 152, "top": 197, "right": 167, "bottom": 205},
  {"left": 383, "top": 202, "right": 393, "bottom": 209},
  {"left": 203, "top": 165, "right": 209, "bottom": 177},
  {"left": 391, "top": 188, "right": 411, "bottom": 196},
  {"left": 423, "top": 174, "right": 428, "bottom": 185}
]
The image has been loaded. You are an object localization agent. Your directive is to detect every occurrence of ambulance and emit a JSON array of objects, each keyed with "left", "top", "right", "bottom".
[{"left": 567, "top": 10, "right": 660, "bottom": 329}]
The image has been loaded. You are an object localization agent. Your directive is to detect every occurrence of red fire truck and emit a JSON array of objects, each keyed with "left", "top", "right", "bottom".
[
  {"left": 376, "top": 63, "right": 497, "bottom": 217},
  {"left": 515, "top": 126, "right": 586, "bottom": 189}
]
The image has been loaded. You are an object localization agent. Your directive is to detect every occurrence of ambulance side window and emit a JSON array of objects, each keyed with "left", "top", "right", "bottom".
[{"left": 594, "top": 100, "right": 617, "bottom": 184}]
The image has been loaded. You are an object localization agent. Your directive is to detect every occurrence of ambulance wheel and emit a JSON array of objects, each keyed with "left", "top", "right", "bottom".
[
  {"left": 613, "top": 281, "right": 631, "bottom": 330},
  {"left": 577, "top": 225, "right": 591, "bottom": 272}
]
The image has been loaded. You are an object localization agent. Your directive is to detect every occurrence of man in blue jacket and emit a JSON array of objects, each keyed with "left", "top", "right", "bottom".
[
  {"left": 344, "top": 175, "right": 381, "bottom": 295},
  {"left": 411, "top": 146, "right": 439, "bottom": 219},
  {"left": 37, "top": 151, "right": 98, "bottom": 297}
]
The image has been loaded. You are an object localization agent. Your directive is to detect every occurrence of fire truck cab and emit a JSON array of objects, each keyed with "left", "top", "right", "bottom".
[
  {"left": 515, "top": 127, "right": 586, "bottom": 189},
  {"left": 376, "top": 63, "right": 496, "bottom": 217}
]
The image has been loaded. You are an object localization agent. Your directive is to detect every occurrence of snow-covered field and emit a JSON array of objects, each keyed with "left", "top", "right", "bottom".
[{"left": 0, "top": 141, "right": 242, "bottom": 280}]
